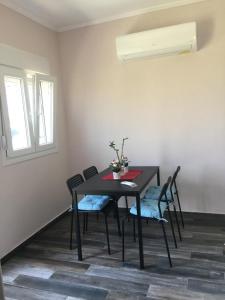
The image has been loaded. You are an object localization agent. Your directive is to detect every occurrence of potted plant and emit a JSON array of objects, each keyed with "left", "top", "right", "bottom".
[
  {"left": 109, "top": 137, "right": 129, "bottom": 178},
  {"left": 109, "top": 160, "right": 121, "bottom": 179}
]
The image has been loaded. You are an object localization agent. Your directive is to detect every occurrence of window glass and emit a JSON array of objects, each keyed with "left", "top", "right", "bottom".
[
  {"left": 4, "top": 75, "right": 31, "bottom": 151},
  {"left": 27, "top": 75, "right": 35, "bottom": 129},
  {"left": 38, "top": 80, "right": 54, "bottom": 146}
]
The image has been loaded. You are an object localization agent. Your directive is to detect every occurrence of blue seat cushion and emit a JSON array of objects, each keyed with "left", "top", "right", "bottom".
[
  {"left": 144, "top": 186, "right": 175, "bottom": 201},
  {"left": 77, "top": 195, "right": 110, "bottom": 211},
  {"left": 130, "top": 199, "right": 167, "bottom": 219}
]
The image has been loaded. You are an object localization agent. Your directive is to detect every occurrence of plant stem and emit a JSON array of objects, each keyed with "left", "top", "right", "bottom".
[
  {"left": 121, "top": 139, "right": 124, "bottom": 162},
  {"left": 121, "top": 138, "right": 128, "bottom": 162},
  {"left": 116, "top": 149, "right": 120, "bottom": 163}
]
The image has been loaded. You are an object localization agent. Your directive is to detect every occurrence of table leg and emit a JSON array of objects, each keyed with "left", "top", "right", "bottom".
[
  {"left": 157, "top": 167, "right": 160, "bottom": 186},
  {"left": 136, "top": 194, "right": 144, "bottom": 269},
  {"left": 74, "top": 192, "right": 82, "bottom": 261}
]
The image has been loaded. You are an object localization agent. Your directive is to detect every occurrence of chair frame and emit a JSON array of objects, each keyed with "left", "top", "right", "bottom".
[
  {"left": 67, "top": 174, "right": 120, "bottom": 257},
  {"left": 122, "top": 177, "right": 173, "bottom": 267},
  {"left": 144, "top": 166, "right": 183, "bottom": 242},
  {"left": 83, "top": 166, "right": 121, "bottom": 234},
  {"left": 170, "top": 166, "right": 184, "bottom": 229},
  {"left": 83, "top": 166, "right": 98, "bottom": 180},
  {"left": 83, "top": 166, "right": 99, "bottom": 224}
]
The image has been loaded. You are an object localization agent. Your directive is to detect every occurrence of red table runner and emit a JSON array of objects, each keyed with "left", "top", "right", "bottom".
[{"left": 102, "top": 169, "right": 142, "bottom": 180}]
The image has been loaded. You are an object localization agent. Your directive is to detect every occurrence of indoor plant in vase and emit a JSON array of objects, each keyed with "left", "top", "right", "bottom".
[
  {"left": 110, "top": 160, "right": 121, "bottom": 179},
  {"left": 109, "top": 137, "right": 128, "bottom": 178}
]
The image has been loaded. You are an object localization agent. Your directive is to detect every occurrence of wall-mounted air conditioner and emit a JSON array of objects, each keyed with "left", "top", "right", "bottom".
[{"left": 116, "top": 22, "right": 197, "bottom": 62}]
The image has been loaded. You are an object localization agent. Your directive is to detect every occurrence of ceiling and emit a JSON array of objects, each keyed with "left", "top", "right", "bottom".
[{"left": 0, "top": 0, "right": 205, "bottom": 32}]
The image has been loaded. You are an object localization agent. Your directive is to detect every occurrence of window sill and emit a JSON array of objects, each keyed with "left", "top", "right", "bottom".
[{"left": 1, "top": 146, "right": 58, "bottom": 166}]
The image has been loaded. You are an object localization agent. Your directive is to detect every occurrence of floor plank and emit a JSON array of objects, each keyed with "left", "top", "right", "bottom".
[
  {"left": 14, "top": 274, "right": 108, "bottom": 299},
  {"left": 51, "top": 270, "right": 149, "bottom": 296},
  {"left": 4, "top": 284, "right": 68, "bottom": 300}
]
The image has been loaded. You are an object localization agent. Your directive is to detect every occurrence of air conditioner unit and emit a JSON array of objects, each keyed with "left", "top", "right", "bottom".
[{"left": 116, "top": 22, "right": 197, "bottom": 62}]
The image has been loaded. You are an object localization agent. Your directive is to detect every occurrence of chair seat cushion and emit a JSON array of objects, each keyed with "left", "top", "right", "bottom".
[
  {"left": 144, "top": 186, "right": 175, "bottom": 201},
  {"left": 77, "top": 195, "right": 111, "bottom": 211},
  {"left": 130, "top": 199, "right": 167, "bottom": 219}
]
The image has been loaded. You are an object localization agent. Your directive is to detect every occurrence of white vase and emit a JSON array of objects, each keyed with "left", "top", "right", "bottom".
[
  {"left": 113, "top": 172, "right": 120, "bottom": 179},
  {"left": 123, "top": 166, "right": 129, "bottom": 174},
  {"left": 120, "top": 167, "right": 125, "bottom": 176}
]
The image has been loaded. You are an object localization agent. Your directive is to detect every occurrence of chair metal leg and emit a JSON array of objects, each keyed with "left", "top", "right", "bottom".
[
  {"left": 85, "top": 213, "right": 88, "bottom": 232},
  {"left": 125, "top": 196, "right": 130, "bottom": 221},
  {"left": 104, "top": 215, "right": 111, "bottom": 255},
  {"left": 122, "top": 219, "right": 125, "bottom": 262},
  {"left": 114, "top": 200, "right": 121, "bottom": 236},
  {"left": 167, "top": 205, "right": 177, "bottom": 248},
  {"left": 176, "top": 191, "right": 184, "bottom": 228},
  {"left": 83, "top": 214, "right": 86, "bottom": 234},
  {"left": 69, "top": 209, "right": 74, "bottom": 250},
  {"left": 133, "top": 217, "right": 136, "bottom": 242},
  {"left": 161, "top": 221, "right": 172, "bottom": 267},
  {"left": 75, "top": 208, "right": 82, "bottom": 261},
  {"left": 174, "top": 205, "right": 182, "bottom": 241}
]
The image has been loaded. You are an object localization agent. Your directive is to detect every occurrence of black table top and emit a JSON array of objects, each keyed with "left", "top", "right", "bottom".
[{"left": 75, "top": 166, "right": 159, "bottom": 197}]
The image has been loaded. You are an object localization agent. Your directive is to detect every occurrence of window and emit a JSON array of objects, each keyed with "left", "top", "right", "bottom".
[
  {"left": 36, "top": 75, "right": 55, "bottom": 150},
  {"left": 0, "top": 66, "right": 57, "bottom": 164}
]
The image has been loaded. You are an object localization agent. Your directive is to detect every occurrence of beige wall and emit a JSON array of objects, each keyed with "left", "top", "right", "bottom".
[
  {"left": 1, "top": 0, "right": 225, "bottom": 258},
  {"left": 0, "top": 4, "right": 69, "bottom": 258},
  {"left": 59, "top": 0, "right": 225, "bottom": 214}
]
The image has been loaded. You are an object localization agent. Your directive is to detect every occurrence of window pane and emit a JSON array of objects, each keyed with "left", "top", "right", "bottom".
[
  {"left": 39, "top": 80, "right": 54, "bottom": 146},
  {"left": 4, "top": 76, "right": 31, "bottom": 151},
  {"left": 27, "top": 76, "right": 35, "bottom": 129}
]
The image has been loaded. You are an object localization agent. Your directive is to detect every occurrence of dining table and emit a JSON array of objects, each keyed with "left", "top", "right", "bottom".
[{"left": 74, "top": 166, "right": 160, "bottom": 269}]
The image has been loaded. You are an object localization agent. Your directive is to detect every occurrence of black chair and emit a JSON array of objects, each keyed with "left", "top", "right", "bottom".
[
  {"left": 122, "top": 177, "right": 173, "bottom": 267},
  {"left": 171, "top": 167, "right": 184, "bottom": 228},
  {"left": 83, "top": 166, "right": 99, "bottom": 226},
  {"left": 144, "top": 166, "right": 184, "bottom": 240},
  {"left": 83, "top": 166, "right": 99, "bottom": 180},
  {"left": 83, "top": 166, "right": 130, "bottom": 218},
  {"left": 83, "top": 166, "right": 121, "bottom": 235},
  {"left": 67, "top": 173, "right": 120, "bottom": 255}
]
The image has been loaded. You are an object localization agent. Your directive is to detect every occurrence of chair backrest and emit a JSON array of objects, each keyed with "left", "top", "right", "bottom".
[
  {"left": 159, "top": 176, "right": 172, "bottom": 202},
  {"left": 66, "top": 174, "right": 84, "bottom": 196},
  {"left": 158, "top": 176, "right": 171, "bottom": 218},
  {"left": 83, "top": 166, "right": 98, "bottom": 180},
  {"left": 170, "top": 166, "right": 181, "bottom": 194}
]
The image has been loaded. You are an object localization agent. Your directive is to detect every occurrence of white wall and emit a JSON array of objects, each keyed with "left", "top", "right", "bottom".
[
  {"left": 0, "top": 4, "right": 70, "bottom": 258},
  {"left": 58, "top": 0, "right": 225, "bottom": 214}
]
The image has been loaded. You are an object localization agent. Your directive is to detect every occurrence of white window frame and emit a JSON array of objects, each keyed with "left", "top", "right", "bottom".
[
  {"left": 35, "top": 74, "right": 57, "bottom": 152},
  {"left": 0, "top": 65, "right": 57, "bottom": 166},
  {"left": 0, "top": 66, "right": 35, "bottom": 157}
]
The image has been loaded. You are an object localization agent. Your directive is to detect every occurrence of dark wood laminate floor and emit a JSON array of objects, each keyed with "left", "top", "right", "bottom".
[{"left": 2, "top": 211, "right": 225, "bottom": 300}]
